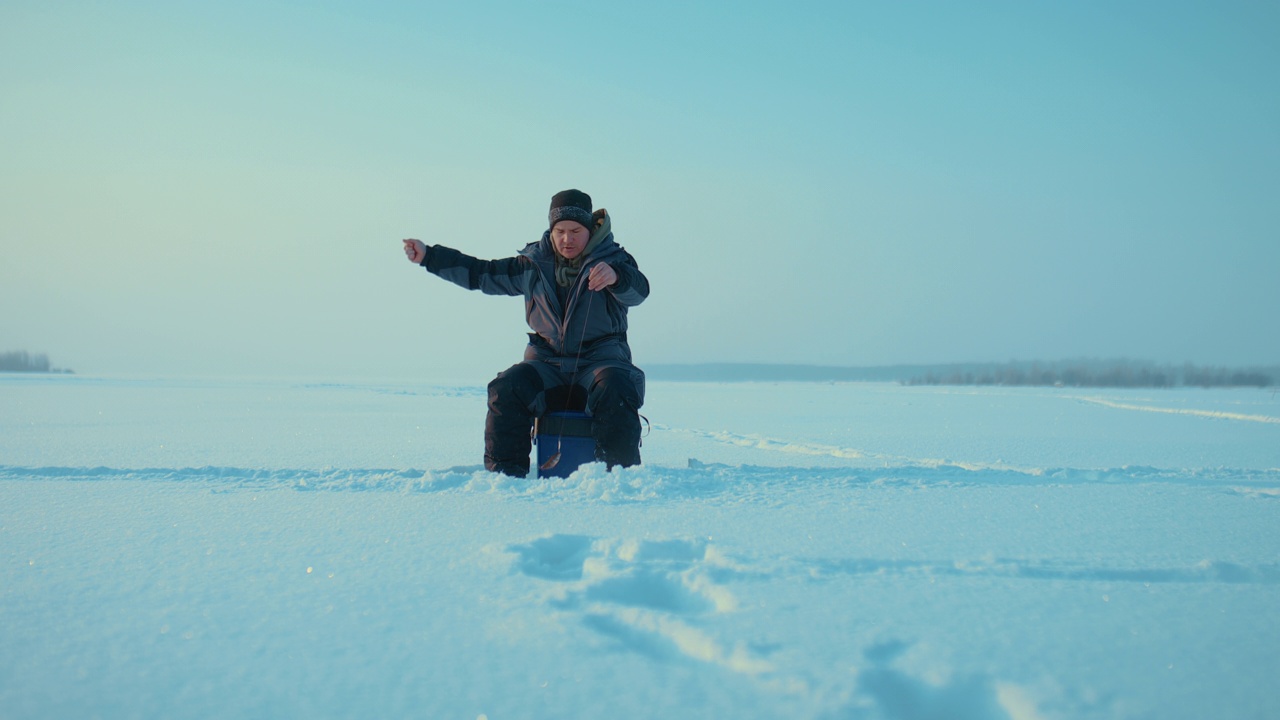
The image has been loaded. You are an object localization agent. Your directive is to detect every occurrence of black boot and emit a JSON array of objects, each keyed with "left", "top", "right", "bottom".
[
  {"left": 587, "top": 367, "right": 643, "bottom": 469},
  {"left": 485, "top": 363, "right": 543, "bottom": 477}
]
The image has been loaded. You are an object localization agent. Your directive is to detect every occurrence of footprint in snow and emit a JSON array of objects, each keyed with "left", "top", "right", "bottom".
[
  {"left": 507, "top": 534, "right": 769, "bottom": 675},
  {"left": 509, "top": 533, "right": 594, "bottom": 581},
  {"left": 506, "top": 537, "right": 1069, "bottom": 715}
]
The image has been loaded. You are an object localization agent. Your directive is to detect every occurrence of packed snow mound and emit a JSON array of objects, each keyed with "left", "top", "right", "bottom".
[{"left": 4, "top": 461, "right": 1277, "bottom": 502}]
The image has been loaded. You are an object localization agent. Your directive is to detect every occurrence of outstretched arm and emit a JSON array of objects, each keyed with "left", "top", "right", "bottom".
[{"left": 400, "top": 239, "right": 530, "bottom": 297}]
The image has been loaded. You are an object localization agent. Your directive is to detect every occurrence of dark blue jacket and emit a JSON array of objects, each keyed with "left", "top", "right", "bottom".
[{"left": 418, "top": 212, "right": 648, "bottom": 372}]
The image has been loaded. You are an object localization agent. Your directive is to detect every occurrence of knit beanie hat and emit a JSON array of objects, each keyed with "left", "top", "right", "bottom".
[{"left": 548, "top": 189, "right": 593, "bottom": 231}]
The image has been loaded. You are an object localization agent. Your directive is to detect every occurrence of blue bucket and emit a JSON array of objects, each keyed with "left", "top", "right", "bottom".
[{"left": 535, "top": 411, "right": 595, "bottom": 478}]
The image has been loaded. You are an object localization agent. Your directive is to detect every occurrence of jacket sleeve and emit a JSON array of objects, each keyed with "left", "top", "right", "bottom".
[
  {"left": 606, "top": 252, "right": 649, "bottom": 307},
  {"left": 419, "top": 244, "right": 530, "bottom": 297}
]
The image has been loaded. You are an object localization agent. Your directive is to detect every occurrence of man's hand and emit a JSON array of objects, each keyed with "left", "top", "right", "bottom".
[
  {"left": 403, "top": 239, "right": 426, "bottom": 264},
  {"left": 587, "top": 263, "right": 618, "bottom": 291}
]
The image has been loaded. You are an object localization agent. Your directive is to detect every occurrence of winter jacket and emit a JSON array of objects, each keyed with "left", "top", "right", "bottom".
[{"left": 418, "top": 211, "right": 649, "bottom": 373}]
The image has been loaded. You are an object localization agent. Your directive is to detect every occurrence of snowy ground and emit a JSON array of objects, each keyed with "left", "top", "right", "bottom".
[{"left": 2, "top": 374, "right": 1278, "bottom": 719}]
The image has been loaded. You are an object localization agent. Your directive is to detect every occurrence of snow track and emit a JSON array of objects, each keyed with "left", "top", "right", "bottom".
[{"left": 1071, "top": 396, "right": 1280, "bottom": 424}]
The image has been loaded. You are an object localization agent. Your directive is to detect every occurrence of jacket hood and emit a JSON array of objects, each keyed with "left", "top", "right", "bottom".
[{"left": 586, "top": 208, "right": 611, "bottom": 254}]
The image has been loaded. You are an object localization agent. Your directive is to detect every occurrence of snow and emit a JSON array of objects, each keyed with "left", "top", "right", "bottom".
[{"left": 2, "top": 374, "right": 1278, "bottom": 719}]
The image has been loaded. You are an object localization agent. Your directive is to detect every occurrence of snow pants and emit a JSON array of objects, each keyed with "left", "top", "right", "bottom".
[{"left": 484, "top": 360, "right": 645, "bottom": 477}]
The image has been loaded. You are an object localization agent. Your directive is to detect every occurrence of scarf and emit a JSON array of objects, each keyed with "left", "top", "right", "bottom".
[{"left": 555, "top": 209, "right": 611, "bottom": 288}]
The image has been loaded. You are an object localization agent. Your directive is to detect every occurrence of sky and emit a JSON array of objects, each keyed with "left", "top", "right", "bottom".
[{"left": 2, "top": 1, "right": 1277, "bottom": 381}]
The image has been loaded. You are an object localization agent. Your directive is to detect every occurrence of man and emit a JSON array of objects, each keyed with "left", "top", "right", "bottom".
[{"left": 402, "top": 189, "right": 649, "bottom": 477}]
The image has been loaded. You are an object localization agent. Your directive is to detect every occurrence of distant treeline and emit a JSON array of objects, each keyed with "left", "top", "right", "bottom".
[
  {"left": 647, "top": 363, "right": 909, "bottom": 382},
  {"left": 905, "top": 361, "right": 1274, "bottom": 388},
  {"left": 0, "top": 351, "right": 74, "bottom": 374},
  {"left": 647, "top": 360, "right": 1276, "bottom": 388}
]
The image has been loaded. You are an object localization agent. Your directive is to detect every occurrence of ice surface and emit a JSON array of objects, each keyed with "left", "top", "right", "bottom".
[{"left": 2, "top": 374, "right": 1278, "bottom": 719}]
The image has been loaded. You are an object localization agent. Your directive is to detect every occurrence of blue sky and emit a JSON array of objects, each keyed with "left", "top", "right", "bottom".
[{"left": 2, "top": 1, "right": 1277, "bottom": 380}]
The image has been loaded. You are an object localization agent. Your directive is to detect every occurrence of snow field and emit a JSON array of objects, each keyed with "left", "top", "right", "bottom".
[{"left": 2, "top": 375, "right": 1278, "bottom": 719}]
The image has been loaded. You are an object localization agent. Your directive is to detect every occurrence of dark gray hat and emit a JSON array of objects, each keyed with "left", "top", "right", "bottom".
[{"left": 548, "top": 189, "right": 593, "bottom": 230}]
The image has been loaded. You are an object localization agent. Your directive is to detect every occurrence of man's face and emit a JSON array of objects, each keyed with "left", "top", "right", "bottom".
[{"left": 551, "top": 220, "right": 590, "bottom": 260}]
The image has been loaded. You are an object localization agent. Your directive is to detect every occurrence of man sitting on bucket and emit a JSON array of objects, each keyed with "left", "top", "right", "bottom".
[{"left": 402, "top": 189, "right": 649, "bottom": 477}]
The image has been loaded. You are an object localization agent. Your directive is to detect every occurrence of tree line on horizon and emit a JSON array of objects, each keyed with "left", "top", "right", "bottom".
[
  {"left": 0, "top": 351, "right": 74, "bottom": 374},
  {"left": 905, "top": 361, "right": 1273, "bottom": 388}
]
